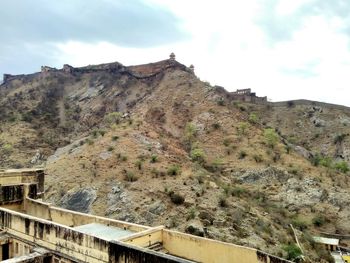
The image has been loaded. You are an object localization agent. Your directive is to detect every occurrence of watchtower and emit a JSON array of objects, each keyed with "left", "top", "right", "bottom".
[{"left": 169, "top": 52, "right": 176, "bottom": 61}]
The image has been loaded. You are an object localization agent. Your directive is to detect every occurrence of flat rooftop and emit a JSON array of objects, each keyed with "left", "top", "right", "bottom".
[
  {"left": 74, "top": 223, "right": 135, "bottom": 241},
  {"left": 314, "top": 236, "right": 339, "bottom": 246}
]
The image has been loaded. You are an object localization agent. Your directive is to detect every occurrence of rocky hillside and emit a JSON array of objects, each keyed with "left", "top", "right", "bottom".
[{"left": 0, "top": 58, "right": 349, "bottom": 262}]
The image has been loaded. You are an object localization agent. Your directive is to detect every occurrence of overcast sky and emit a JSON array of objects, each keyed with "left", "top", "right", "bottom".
[{"left": 1, "top": 0, "right": 349, "bottom": 106}]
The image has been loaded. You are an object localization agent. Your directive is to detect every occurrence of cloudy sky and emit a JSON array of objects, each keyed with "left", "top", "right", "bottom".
[{"left": 1, "top": 0, "right": 349, "bottom": 106}]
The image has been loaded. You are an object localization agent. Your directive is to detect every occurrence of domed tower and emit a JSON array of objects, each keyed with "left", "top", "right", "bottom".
[
  {"left": 169, "top": 52, "right": 176, "bottom": 61},
  {"left": 189, "top": 64, "right": 195, "bottom": 73}
]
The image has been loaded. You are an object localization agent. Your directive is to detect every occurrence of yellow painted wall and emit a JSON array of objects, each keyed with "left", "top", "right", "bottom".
[
  {"left": 1, "top": 208, "right": 110, "bottom": 263},
  {"left": 11, "top": 239, "right": 33, "bottom": 258},
  {"left": 25, "top": 199, "right": 51, "bottom": 220},
  {"left": 25, "top": 198, "right": 148, "bottom": 232},
  {"left": 343, "top": 255, "right": 350, "bottom": 263},
  {"left": 162, "top": 230, "right": 285, "bottom": 263},
  {"left": 123, "top": 227, "right": 163, "bottom": 247}
]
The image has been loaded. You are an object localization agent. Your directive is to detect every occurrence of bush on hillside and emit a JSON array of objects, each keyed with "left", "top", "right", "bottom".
[
  {"left": 282, "top": 244, "right": 302, "bottom": 261},
  {"left": 264, "top": 128, "right": 279, "bottom": 148}
]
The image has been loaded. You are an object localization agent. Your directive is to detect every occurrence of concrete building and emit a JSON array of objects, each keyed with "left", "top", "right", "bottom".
[
  {"left": 0, "top": 168, "right": 291, "bottom": 263},
  {"left": 313, "top": 236, "right": 339, "bottom": 252},
  {"left": 230, "top": 89, "right": 267, "bottom": 103}
]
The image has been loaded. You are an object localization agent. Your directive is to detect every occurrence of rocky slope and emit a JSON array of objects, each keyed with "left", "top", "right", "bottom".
[{"left": 0, "top": 58, "right": 349, "bottom": 262}]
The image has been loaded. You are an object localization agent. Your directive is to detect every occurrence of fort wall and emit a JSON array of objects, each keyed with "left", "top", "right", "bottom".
[{"left": 271, "top": 99, "right": 350, "bottom": 111}]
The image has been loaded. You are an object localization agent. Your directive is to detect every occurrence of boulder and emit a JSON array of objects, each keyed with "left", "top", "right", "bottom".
[
  {"left": 185, "top": 221, "right": 205, "bottom": 237},
  {"left": 60, "top": 188, "right": 96, "bottom": 213}
]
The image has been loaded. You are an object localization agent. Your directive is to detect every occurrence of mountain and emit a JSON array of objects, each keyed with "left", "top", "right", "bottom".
[{"left": 0, "top": 56, "right": 349, "bottom": 262}]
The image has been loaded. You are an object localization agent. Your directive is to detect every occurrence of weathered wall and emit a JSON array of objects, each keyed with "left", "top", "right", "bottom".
[
  {"left": 108, "top": 241, "right": 193, "bottom": 263},
  {"left": 0, "top": 185, "right": 23, "bottom": 205},
  {"left": 0, "top": 208, "right": 110, "bottom": 263},
  {"left": 162, "top": 230, "right": 290, "bottom": 263},
  {"left": 272, "top": 99, "right": 350, "bottom": 111},
  {"left": 343, "top": 255, "right": 350, "bottom": 262},
  {"left": 25, "top": 199, "right": 149, "bottom": 232},
  {"left": 0, "top": 208, "right": 193, "bottom": 263},
  {"left": 24, "top": 199, "right": 51, "bottom": 221},
  {"left": 51, "top": 206, "right": 149, "bottom": 232},
  {"left": 122, "top": 227, "right": 163, "bottom": 247}
]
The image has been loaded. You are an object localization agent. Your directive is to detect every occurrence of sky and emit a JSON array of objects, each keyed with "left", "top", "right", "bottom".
[{"left": 0, "top": 0, "right": 349, "bottom": 107}]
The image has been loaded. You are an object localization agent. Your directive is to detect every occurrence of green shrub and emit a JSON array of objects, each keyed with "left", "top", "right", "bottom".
[
  {"left": 237, "top": 122, "right": 249, "bottom": 136},
  {"left": 253, "top": 154, "right": 263, "bottom": 163},
  {"left": 212, "top": 122, "right": 221, "bottom": 129},
  {"left": 86, "top": 139, "right": 94, "bottom": 145},
  {"left": 334, "top": 133, "right": 347, "bottom": 144},
  {"left": 231, "top": 186, "right": 246, "bottom": 197},
  {"left": 223, "top": 138, "right": 231, "bottom": 147},
  {"left": 264, "top": 128, "right": 279, "bottom": 148},
  {"left": 248, "top": 113, "right": 259, "bottom": 124},
  {"left": 238, "top": 150, "right": 247, "bottom": 159},
  {"left": 150, "top": 154, "right": 158, "bottom": 163},
  {"left": 282, "top": 244, "right": 302, "bottom": 261},
  {"left": 285, "top": 145, "right": 292, "bottom": 154},
  {"left": 319, "top": 156, "right": 333, "bottom": 168},
  {"left": 219, "top": 195, "right": 228, "bottom": 207},
  {"left": 135, "top": 160, "right": 143, "bottom": 170},
  {"left": 233, "top": 102, "right": 247, "bottom": 111},
  {"left": 2, "top": 144, "right": 13, "bottom": 154},
  {"left": 120, "top": 155, "right": 128, "bottom": 161},
  {"left": 104, "top": 112, "right": 123, "bottom": 125},
  {"left": 334, "top": 161, "right": 349, "bottom": 173},
  {"left": 99, "top": 130, "right": 106, "bottom": 137},
  {"left": 124, "top": 171, "right": 137, "bottom": 182},
  {"left": 190, "top": 148, "right": 206, "bottom": 163},
  {"left": 312, "top": 215, "right": 326, "bottom": 227},
  {"left": 210, "top": 158, "right": 223, "bottom": 172},
  {"left": 111, "top": 135, "right": 119, "bottom": 141},
  {"left": 170, "top": 193, "right": 185, "bottom": 205},
  {"left": 91, "top": 130, "right": 99, "bottom": 138},
  {"left": 186, "top": 207, "right": 196, "bottom": 220},
  {"left": 292, "top": 218, "right": 308, "bottom": 231},
  {"left": 287, "top": 101, "right": 295, "bottom": 108},
  {"left": 167, "top": 165, "right": 181, "bottom": 176},
  {"left": 107, "top": 146, "right": 114, "bottom": 152},
  {"left": 310, "top": 153, "right": 322, "bottom": 166},
  {"left": 185, "top": 123, "right": 198, "bottom": 142}
]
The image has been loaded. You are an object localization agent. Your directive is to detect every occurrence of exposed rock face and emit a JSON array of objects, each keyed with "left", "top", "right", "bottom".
[
  {"left": 105, "top": 184, "right": 129, "bottom": 216},
  {"left": 275, "top": 178, "right": 324, "bottom": 207},
  {"left": 60, "top": 188, "right": 96, "bottom": 213},
  {"left": 293, "top": 146, "right": 312, "bottom": 159},
  {"left": 311, "top": 116, "right": 326, "bottom": 127},
  {"left": 147, "top": 200, "right": 166, "bottom": 216},
  {"left": 30, "top": 150, "right": 43, "bottom": 164},
  {"left": 238, "top": 167, "right": 289, "bottom": 184}
]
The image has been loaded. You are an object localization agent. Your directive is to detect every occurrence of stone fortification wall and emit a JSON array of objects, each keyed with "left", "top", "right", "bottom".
[
  {"left": 272, "top": 99, "right": 349, "bottom": 111},
  {"left": 1, "top": 58, "right": 194, "bottom": 86}
]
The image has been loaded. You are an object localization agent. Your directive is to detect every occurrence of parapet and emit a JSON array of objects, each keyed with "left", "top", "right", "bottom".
[
  {"left": 169, "top": 52, "right": 176, "bottom": 61},
  {"left": 230, "top": 89, "right": 267, "bottom": 104},
  {"left": 3, "top": 74, "right": 14, "bottom": 83},
  {"left": 41, "top": 66, "right": 57, "bottom": 73},
  {"left": 62, "top": 64, "right": 73, "bottom": 73}
]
